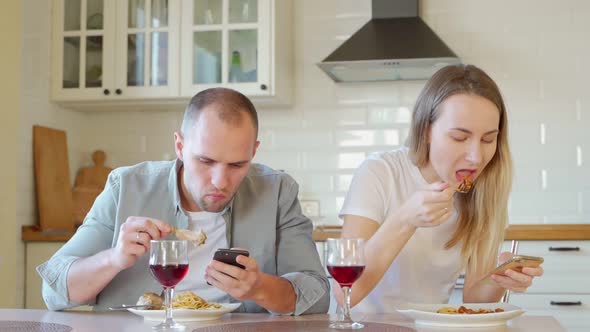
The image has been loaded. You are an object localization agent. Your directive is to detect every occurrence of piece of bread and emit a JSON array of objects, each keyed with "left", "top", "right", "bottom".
[{"left": 137, "top": 292, "right": 164, "bottom": 309}]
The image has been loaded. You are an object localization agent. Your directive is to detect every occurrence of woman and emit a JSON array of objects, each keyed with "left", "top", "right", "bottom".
[{"left": 337, "top": 64, "right": 543, "bottom": 313}]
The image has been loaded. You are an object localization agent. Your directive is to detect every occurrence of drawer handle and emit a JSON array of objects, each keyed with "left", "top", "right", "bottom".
[
  {"left": 550, "top": 301, "right": 582, "bottom": 306},
  {"left": 548, "top": 246, "right": 580, "bottom": 251}
]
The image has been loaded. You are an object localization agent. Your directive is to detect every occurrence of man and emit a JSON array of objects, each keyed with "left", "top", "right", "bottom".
[{"left": 37, "top": 88, "right": 329, "bottom": 315}]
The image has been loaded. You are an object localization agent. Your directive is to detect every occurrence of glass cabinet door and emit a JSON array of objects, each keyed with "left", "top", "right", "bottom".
[
  {"left": 228, "top": 29, "right": 257, "bottom": 83},
  {"left": 227, "top": 0, "right": 258, "bottom": 83},
  {"left": 54, "top": 0, "right": 114, "bottom": 98},
  {"left": 181, "top": 0, "right": 270, "bottom": 96},
  {"left": 116, "top": 0, "right": 179, "bottom": 97},
  {"left": 192, "top": 0, "right": 222, "bottom": 85}
]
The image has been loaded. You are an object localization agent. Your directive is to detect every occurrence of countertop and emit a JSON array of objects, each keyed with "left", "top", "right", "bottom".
[
  {"left": 312, "top": 224, "right": 590, "bottom": 242},
  {"left": 23, "top": 224, "right": 590, "bottom": 242},
  {"left": 0, "top": 309, "right": 566, "bottom": 332}
]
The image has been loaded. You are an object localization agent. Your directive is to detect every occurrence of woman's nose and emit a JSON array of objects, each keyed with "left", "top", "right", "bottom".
[{"left": 466, "top": 143, "right": 483, "bottom": 165}]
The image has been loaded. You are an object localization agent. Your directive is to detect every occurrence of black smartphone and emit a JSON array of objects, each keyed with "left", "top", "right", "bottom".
[{"left": 213, "top": 248, "right": 250, "bottom": 269}]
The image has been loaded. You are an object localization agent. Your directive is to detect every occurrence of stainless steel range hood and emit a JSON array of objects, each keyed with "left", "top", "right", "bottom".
[{"left": 317, "top": 0, "right": 461, "bottom": 82}]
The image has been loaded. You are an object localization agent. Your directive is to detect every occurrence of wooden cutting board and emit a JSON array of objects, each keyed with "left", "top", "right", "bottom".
[{"left": 33, "top": 125, "right": 74, "bottom": 231}]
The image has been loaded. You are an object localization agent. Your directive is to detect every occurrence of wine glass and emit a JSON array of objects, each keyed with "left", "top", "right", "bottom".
[
  {"left": 326, "top": 238, "right": 366, "bottom": 330},
  {"left": 149, "top": 240, "right": 189, "bottom": 331}
]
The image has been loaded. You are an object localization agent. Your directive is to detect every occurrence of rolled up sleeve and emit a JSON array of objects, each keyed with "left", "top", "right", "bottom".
[
  {"left": 281, "top": 271, "right": 329, "bottom": 315},
  {"left": 37, "top": 255, "right": 84, "bottom": 310},
  {"left": 276, "top": 178, "right": 330, "bottom": 315}
]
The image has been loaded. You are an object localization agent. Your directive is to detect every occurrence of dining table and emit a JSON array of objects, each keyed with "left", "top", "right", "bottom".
[{"left": 0, "top": 309, "right": 565, "bottom": 332}]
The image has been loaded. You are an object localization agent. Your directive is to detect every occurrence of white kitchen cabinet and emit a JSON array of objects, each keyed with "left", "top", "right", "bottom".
[
  {"left": 449, "top": 240, "right": 590, "bottom": 330},
  {"left": 179, "top": 0, "right": 293, "bottom": 105},
  {"left": 51, "top": 0, "right": 116, "bottom": 100},
  {"left": 52, "top": 0, "right": 179, "bottom": 101},
  {"left": 51, "top": 0, "right": 292, "bottom": 110}
]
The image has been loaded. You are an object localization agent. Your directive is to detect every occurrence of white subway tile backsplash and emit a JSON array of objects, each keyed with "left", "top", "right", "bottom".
[
  {"left": 289, "top": 172, "right": 334, "bottom": 194},
  {"left": 144, "top": 135, "right": 176, "bottom": 157},
  {"left": 367, "top": 106, "right": 412, "bottom": 125},
  {"left": 334, "top": 130, "right": 375, "bottom": 147},
  {"left": 302, "top": 108, "right": 367, "bottom": 127},
  {"left": 302, "top": 152, "right": 365, "bottom": 171},
  {"left": 334, "top": 174, "right": 354, "bottom": 193},
  {"left": 384, "top": 130, "right": 401, "bottom": 146},
  {"left": 253, "top": 150, "right": 301, "bottom": 171},
  {"left": 258, "top": 109, "right": 303, "bottom": 128},
  {"left": 257, "top": 130, "right": 275, "bottom": 148},
  {"left": 273, "top": 129, "right": 332, "bottom": 148},
  {"left": 510, "top": 191, "right": 580, "bottom": 219}
]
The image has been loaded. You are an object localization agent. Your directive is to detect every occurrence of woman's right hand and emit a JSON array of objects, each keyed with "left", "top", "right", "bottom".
[
  {"left": 397, "top": 182, "right": 455, "bottom": 228},
  {"left": 109, "top": 216, "right": 172, "bottom": 270}
]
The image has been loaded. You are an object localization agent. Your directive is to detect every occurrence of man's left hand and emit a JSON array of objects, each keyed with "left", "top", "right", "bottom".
[{"left": 205, "top": 254, "right": 264, "bottom": 301}]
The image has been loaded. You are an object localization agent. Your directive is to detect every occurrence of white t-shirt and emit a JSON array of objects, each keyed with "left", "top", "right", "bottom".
[
  {"left": 339, "top": 147, "right": 464, "bottom": 313},
  {"left": 175, "top": 210, "right": 231, "bottom": 304}
]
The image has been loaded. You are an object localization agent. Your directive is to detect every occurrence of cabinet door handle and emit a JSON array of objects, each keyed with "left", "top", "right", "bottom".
[
  {"left": 548, "top": 247, "right": 580, "bottom": 251},
  {"left": 260, "top": 84, "right": 267, "bottom": 90},
  {"left": 115, "top": 89, "right": 122, "bottom": 95},
  {"left": 550, "top": 301, "right": 582, "bottom": 306},
  {"left": 103, "top": 89, "right": 110, "bottom": 95}
]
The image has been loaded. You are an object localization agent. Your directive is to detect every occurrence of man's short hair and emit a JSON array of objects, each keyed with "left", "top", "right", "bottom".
[{"left": 181, "top": 88, "right": 259, "bottom": 139}]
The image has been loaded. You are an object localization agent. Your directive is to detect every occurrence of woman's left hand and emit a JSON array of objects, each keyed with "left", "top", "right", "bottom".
[{"left": 490, "top": 252, "right": 544, "bottom": 292}]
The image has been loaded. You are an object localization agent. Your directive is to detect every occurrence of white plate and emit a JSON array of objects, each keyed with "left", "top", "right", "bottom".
[
  {"left": 396, "top": 302, "right": 525, "bottom": 327},
  {"left": 128, "top": 303, "right": 241, "bottom": 322}
]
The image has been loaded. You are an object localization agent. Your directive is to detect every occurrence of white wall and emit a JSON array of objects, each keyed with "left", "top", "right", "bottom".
[
  {"left": 77, "top": 0, "right": 590, "bottom": 225},
  {"left": 0, "top": 0, "right": 22, "bottom": 308}
]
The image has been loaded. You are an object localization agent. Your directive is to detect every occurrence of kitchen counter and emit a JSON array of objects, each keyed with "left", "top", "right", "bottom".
[
  {"left": 313, "top": 224, "right": 590, "bottom": 241},
  {"left": 23, "top": 224, "right": 590, "bottom": 242}
]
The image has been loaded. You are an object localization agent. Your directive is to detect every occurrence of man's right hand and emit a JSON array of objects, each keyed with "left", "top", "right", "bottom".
[
  {"left": 109, "top": 217, "right": 172, "bottom": 270},
  {"left": 397, "top": 182, "right": 455, "bottom": 228}
]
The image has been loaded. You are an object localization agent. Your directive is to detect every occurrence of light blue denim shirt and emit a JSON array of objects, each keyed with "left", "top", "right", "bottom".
[{"left": 37, "top": 160, "right": 329, "bottom": 314}]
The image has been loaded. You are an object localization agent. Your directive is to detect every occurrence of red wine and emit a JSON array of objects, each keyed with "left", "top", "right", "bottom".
[
  {"left": 149, "top": 264, "right": 189, "bottom": 287},
  {"left": 327, "top": 265, "right": 365, "bottom": 288}
]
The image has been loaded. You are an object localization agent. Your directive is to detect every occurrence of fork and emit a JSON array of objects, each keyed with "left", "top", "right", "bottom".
[
  {"left": 456, "top": 177, "right": 473, "bottom": 194},
  {"left": 108, "top": 304, "right": 161, "bottom": 310}
]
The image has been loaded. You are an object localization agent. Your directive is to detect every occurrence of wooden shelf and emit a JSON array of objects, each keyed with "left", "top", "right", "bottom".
[
  {"left": 313, "top": 224, "right": 590, "bottom": 242},
  {"left": 21, "top": 225, "right": 76, "bottom": 242}
]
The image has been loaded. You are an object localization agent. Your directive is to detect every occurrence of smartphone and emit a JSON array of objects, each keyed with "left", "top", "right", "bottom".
[
  {"left": 484, "top": 255, "right": 544, "bottom": 279},
  {"left": 213, "top": 248, "right": 250, "bottom": 269}
]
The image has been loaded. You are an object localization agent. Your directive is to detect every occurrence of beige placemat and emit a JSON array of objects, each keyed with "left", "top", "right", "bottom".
[
  {"left": 192, "top": 320, "right": 414, "bottom": 332},
  {"left": 0, "top": 321, "right": 73, "bottom": 332}
]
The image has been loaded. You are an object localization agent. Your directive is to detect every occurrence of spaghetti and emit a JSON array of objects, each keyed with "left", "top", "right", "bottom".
[
  {"left": 436, "top": 305, "right": 504, "bottom": 314},
  {"left": 172, "top": 291, "right": 222, "bottom": 310}
]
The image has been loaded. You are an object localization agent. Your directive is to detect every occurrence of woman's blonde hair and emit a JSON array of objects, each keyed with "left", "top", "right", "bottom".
[{"left": 407, "top": 64, "right": 513, "bottom": 276}]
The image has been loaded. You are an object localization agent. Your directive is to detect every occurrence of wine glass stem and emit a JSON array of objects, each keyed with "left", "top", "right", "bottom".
[
  {"left": 164, "top": 287, "right": 175, "bottom": 323},
  {"left": 342, "top": 287, "right": 354, "bottom": 323}
]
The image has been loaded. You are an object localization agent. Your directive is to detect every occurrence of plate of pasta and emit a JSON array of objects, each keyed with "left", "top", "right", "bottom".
[
  {"left": 396, "top": 303, "right": 524, "bottom": 327},
  {"left": 128, "top": 291, "right": 241, "bottom": 322}
]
